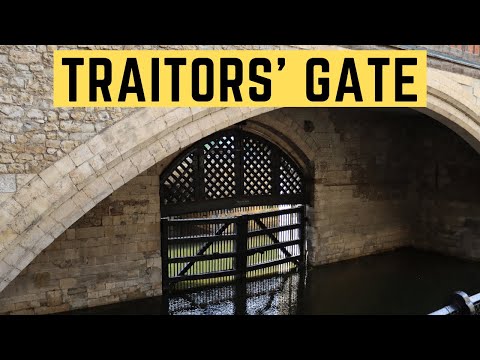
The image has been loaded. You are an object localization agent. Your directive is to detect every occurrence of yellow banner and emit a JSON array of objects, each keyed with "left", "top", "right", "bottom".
[{"left": 54, "top": 50, "right": 427, "bottom": 107}]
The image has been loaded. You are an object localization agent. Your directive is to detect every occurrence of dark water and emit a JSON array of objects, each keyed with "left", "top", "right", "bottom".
[{"left": 65, "top": 248, "right": 480, "bottom": 315}]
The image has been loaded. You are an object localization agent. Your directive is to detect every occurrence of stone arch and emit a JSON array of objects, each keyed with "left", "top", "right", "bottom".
[
  {"left": 0, "top": 68, "right": 479, "bottom": 293},
  {"left": 0, "top": 107, "right": 278, "bottom": 292},
  {"left": 418, "top": 69, "right": 480, "bottom": 154},
  {"left": 239, "top": 113, "right": 315, "bottom": 176},
  {"left": 238, "top": 109, "right": 322, "bottom": 207}
]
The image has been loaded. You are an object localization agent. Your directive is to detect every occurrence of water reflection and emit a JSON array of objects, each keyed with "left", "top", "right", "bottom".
[
  {"left": 168, "top": 271, "right": 302, "bottom": 315},
  {"left": 65, "top": 248, "right": 480, "bottom": 315}
]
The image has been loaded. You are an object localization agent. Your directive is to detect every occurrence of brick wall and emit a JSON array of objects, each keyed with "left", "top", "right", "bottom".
[
  {"left": 450, "top": 45, "right": 480, "bottom": 56},
  {"left": 421, "top": 45, "right": 480, "bottom": 65}
]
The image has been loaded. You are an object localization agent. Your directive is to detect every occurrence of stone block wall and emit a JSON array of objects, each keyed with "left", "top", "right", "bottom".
[
  {"left": 0, "top": 44, "right": 480, "bottom": 313},
  {"left": 412, "top": 119, "right": 480, "bottom": 259},
  {"left": 0, "top": 162, "right": 166, "bottom": 314},
  {"left": 2, "top": 106, "right": 480, "bottom": 313},
  {"left": 0, "top": 45, "right": 301, "bottom": 205},
  {"left": 0, "top": 107, "right": 423, "bottom": 313},
  {"left": 0, "top": 45, "right": 294, "bottom": 177},
  {"left": 254, "top": 108, "right": 418, "bottom": 265},
  {"left": 1, "top": 45, "right": 479, "bottom": 178}
]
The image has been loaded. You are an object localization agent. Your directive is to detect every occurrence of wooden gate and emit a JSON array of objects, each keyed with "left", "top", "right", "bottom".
[
  {"left": 160, "top": 128, "right": 307, "bottom": 292},
  {"left": 162, "top": 205, "right": 306, "bottom": 291}
]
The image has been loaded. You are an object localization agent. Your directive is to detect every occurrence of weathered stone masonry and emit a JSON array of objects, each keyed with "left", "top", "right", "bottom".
[
  {"left": 1, "top": 45, "right": 480, "bottom": 314},
  {"left": 2, "top": 106, "right": 475, "bottom": 314},
  {"left": 251, "top": 108, "right": 418, "bottom": 265},
  {"left": 0, "top": 163, "right": 166, "bottom": 314},
  {"left": 0, "top": 46, "right": 292, "bottom": 174},
  {"left": 413, "top": 119, "right": 480, "bottom": 258}
]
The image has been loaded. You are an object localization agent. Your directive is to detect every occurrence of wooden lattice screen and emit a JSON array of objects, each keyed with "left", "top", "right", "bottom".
[{"left": 160, "top": 129, "right": 305, "bottom": 216}]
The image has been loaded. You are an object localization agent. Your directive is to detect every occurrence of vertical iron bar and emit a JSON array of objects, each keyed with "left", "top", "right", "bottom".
[
  {"left": 236, "top": 215, "right": 248, "bottom": 278},
  {"left": 235, "top": 129, "right": 244, "bottom": 197},
  {"left": 161, "top": 218, "right": 170, "bottom": 293},
  {"left": 235, "top": 214, "right": 248, "bottom": 315},
  {"left": 197, "top": 146, "right": 205, "bottom": 202},
  {"left": 272, "top": 149, "right": 280, "bottom": 196},
  {"left": 299, "top": 205, "right": 306, "bottom": 268}
]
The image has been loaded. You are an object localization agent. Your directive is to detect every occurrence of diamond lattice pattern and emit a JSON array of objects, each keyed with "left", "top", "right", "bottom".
[
  {"left": 243, "top": 136, "right": 273, "bottom": 196},
  {"left": 280, "top": 155, "right": 303, "bottom": 195},
  {"left": 162, "top": 131, "right": 304, "bottom": 206},
  {"left": 204, "top": 135, "right": 236, "bottom": 200},
  {"left": 162, "top": 151, "right": 196, "bottom": 205}
]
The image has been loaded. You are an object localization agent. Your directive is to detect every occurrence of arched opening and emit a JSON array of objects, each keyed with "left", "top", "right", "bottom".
[
  {"left": 159, "top": 127, "right": 309, "bottom": 294},
  {"left": 0, "top": 64, "right": 479, "bottom": 314}
]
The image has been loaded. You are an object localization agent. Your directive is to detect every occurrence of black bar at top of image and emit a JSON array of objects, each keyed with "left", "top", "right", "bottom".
[{"left": 0, "top": 9, "right": 477, "bottom": 44}]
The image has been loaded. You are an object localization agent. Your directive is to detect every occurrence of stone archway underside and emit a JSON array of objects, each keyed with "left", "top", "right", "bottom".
[{"left": 0, "top": 67, "right": 479, "bottom": 293}]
